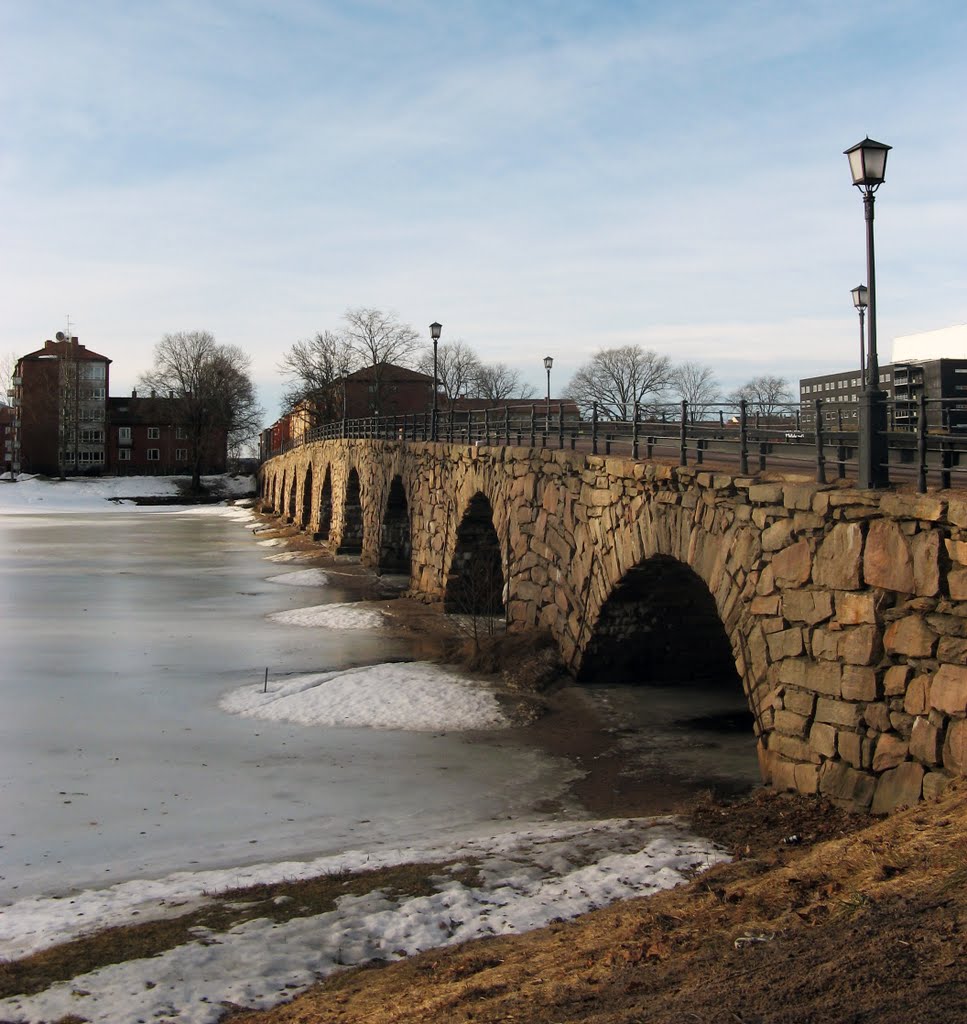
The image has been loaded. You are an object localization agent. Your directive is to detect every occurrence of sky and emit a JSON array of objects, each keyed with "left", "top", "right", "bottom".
[{"left": 2, "top": 1, "right": 965, "bottom": 421}]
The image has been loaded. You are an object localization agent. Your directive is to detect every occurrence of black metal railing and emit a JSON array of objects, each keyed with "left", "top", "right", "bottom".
[{"left": 264, "top": 397, "right": 967, "bottom": 494}]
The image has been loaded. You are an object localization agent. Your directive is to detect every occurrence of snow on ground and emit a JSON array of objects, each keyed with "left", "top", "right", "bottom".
[
  {"left": 0, "top": 473, "right": 255, "bottom": 513},
  {"left": 0, "top": 818, "right": 729, "bottom": 1024},
  {"left": 269, "top": 602, "right": 385, "bottom": 629},
  {"left": 220, "top": 662, "right": 508, "bottom": 731},
  {"left": 263, "top": 549, "right": 318, "bottom": 563},
  {"left": 266, "top": 568, "right": 330, "bottom": 587}
]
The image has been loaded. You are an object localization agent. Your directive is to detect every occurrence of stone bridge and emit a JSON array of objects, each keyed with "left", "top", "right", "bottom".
[{"left": 259, "top": 439, "right": 967, "bottom": 812}]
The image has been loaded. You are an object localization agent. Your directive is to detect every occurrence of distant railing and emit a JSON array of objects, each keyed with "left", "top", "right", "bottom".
[{"left": 265, "top": 397, "right": 967, "bottom": 494}]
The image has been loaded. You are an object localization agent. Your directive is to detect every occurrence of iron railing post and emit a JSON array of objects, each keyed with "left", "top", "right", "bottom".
[
  {"left": 679, "top": 400, "right": 688, "bottom": 466},
  {"left": 592, "top": 402, "right": 599, "bottom": 455},
  {"left": 815, "top": 399, "right": 827, "bottom": 484},
  {"left": 739, "top": 400, "right": 749, "bottom": 475},
  {"left": 916, "top": 393, "right": 928, "bottom": 494}
]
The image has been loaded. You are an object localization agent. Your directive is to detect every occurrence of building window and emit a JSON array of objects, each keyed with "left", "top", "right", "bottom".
[
  {"left": 175, "top": 448, "right": 188, "bottom": 461},
  {"left": 118, "top": 427, "right": 132, "bottom": 443},
  {"left": 118, "top": 448, "right": 131, "bottom": 461},
  {"left": 80, "top": 429, "right": 104, "bottom": 444},
  {"left": 78, "top": 450, "right": 104, "bottom": 465},
  {"left": 147, "top": 448, "right": 160, "bottom": 461},
  {"left": 175, "top": 426, "right": 188, "bottom": 439},
  {"left": 79, "top": 362, "right": 106, "bottom": 381},
  {"left": 147, "top": 427, "right": 160, "bottom": 439}
]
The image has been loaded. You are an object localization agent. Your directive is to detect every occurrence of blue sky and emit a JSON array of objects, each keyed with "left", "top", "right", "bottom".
[{"left": 2, "top": 1, "right": 965, "bottom": 419}]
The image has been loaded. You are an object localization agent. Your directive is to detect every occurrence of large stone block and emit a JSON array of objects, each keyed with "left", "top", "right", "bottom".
[
  {"left": 880, "top": 493, "right": 945, "bottom": 522},
  {"left": 883, "top": 616, "right": 937, "bottom": 658},
  {"left": 903, "top": 674, "right": 932, "bottom": 717},
  {"left": 910, "top": 716, "right": 941, "bottom": 766},
  {"left": 864, "top": 519, "right": 915, "bottom": 593},
  {"left": 871, "top": 762, "right": 924, "bottom": 814},
  {"left": 840, "top": 624, "right": 882, "bottom": 666},
  {"left": 813, "top": 523, "right": 862, "bottom": 590},
  {"left": 815, "top": 697, "right": 862, "bottom": 728},
  {"left": 842, "top": 665, "right": 877, "bottom": 702},
  {"left": 767, "top": 628, "right": 804, "bottom": 660},
  {"left": 944, "top": 718, "right": 967, "bottom": 774},
  {"left": 930, "top": 663, "right": 967, "bottom": 716},
  {"left": 772, "top": 540, "right": 812, "bottom": 588},
  {"left": 808, "top": 721, "right": 837, "bottom": 758},
  {"left": 938, "top": 636, "right": 967, "bottom": 664},
  {"left": 761, "top": 519, "right": 795, "bottom": 552},
  {"left": 835, "top": 591, "right": 876, "bottom": 625},
  {"left": 911, "top": 530, "right": 941, "bottom": 598},
  {"left": 872, "top": 733, "right": 909, "bottom": 772},
  {"left": 774, "top": 709, "right": 810, "bottom": 737},
  {"left": 819, "top": 761, "right": 875, "bottom": 810},
  {"left": 782, "top": 590, "right": 834, "bottom": 625}
]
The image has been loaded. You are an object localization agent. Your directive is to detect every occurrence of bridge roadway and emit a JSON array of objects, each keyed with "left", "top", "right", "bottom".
[{"left": 260, "top": 438, "right": 967, "bottom": 813}]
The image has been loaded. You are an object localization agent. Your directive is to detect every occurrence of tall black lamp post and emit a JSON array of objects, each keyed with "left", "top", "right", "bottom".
[
  {"left": 543, "top": 355, "right": 553, "bottom": 433},
  {"left": 430, "top": 321, "right": 442, "bottom": 441},
  {"left": 844, "top": 136, "right": 891, "bottom": 488}
]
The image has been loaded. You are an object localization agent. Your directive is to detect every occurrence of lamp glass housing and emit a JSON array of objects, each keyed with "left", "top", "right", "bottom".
[
  {"left": 543, "top": 356, "right": 554, "bottom": 370},
  {"left": 430, "top": 322, "right": 442, "bottom": 341},
  {"left": 844, "top": 138, "right": 891, "bottom": 187},
  {"left": 851, "top": 284, "right": 869, "bottom": 310}
]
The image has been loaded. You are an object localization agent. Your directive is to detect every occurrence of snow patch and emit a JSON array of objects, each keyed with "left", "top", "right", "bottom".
[
  {"left": 220, "top": 662, "right": 507, "bottom": 731},
  {"left": 266, "top": 568, "right": 330, "bottom": 587},
  {"left": 269, "top": 602, "right": 384, "bottom": 629}
]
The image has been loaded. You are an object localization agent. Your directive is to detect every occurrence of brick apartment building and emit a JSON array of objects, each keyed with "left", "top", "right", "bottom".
[{"left": 9, "top": 334, "right": 227, "bottom": 476}]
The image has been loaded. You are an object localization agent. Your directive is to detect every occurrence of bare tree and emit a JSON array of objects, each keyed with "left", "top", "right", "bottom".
[
  {"left": 415, "top": 340, "right": 483, "bottom": 401},
  {"left": 472, "top": 363, "right": 536, "bottom": 401},
  {"left": 341, "top": 307, "right": 421, "bottom": 416},
  {"left": 726, "top": 375, "right": 793, "bottom": 419},
  {"left": 671, "top": 361, "right": 721, "bottom": 421},
  {"left": 565, "top": 345, "right": 673, "bottom": 420},
  {"left": 278, "top": 330, "right": 359, "bottom": 422},
  {"left": 140, "top": 331, "right": 263, "bottom": 492}
]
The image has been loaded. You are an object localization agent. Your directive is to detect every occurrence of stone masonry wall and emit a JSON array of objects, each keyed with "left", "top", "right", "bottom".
[{"left": 261, "top": 441, "right": 967, "bottom": 812}]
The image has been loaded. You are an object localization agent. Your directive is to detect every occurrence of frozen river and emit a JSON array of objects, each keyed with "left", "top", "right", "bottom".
[{"left": 0, "top": 503, "right": 575, "bottom": 905}]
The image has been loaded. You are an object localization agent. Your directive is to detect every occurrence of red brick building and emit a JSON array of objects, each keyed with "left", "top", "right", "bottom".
[
  {"left": 107, "top": 392, "right": 227, "bottom": 475},
  {"left": 12, "top": 336, "right": 111, "bottom": 475},
  {"left": 11, "top": 335, "right": 227, "bottom": 476}
]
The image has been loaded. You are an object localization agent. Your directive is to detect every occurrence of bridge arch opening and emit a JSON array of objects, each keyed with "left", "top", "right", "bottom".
[
  {"left": 337, "top": 469, "right": 364, "bottom": 555},
  {"left": 287, "top": 475, "right": 297, "bottom": 522},
  {"left": 579, "top": 555, "right": 758, "bottom": 792},
  {"left": 444, "top": 492, "right": 505, "bottom": 616},
  {"left": 579, "top": 555, "right": 740, "bottom": 688},
  {"left": 276, "top": 472, "right": 286, "bottom": 515},
  {"left": 315, "top": 467, "right": 333, "bottom": 543},
  {"left": 300, "top": 465, "right": 313, "bottom": 529},
  {"left": 378, "top": 475, "right": 411, "bottom": 575}
]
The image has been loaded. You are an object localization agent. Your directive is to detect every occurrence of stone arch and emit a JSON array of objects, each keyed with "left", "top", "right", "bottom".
[
  {"left": 287, "top": 474, "right": 297, "bottom": 521},
  {"left": 337, "top": 467, "right": 364, "bottom": 555},
  {"left": 444, "top": 491, "right": 505, "bottom": 615},
  {"left": 300, "top": 464, "right": 313, "bottom": 530},
  {"left": 276, "top": 471, "right": 286, "bottom": 515},
  {"left": 578, "top": 555, "right": 741, "bottom": 688},
  {"left": 315, "top": 465, "right": 334, "bottom": 542},
  {"left": 378, "top": 475, "right": 411, "bottom": 574}
]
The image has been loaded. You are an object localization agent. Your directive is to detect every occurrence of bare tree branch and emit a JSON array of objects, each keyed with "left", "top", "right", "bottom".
[
  {"left": 565, "top": 345, "right": 673, "bottom": 419},
  {"left": 278, "top": 331, "right": 359, "bottom": 421},
  {"left": 671, "top": 361, "right": 721, "bottom": 421},
  {"left": 726, "top": 375, "right": 793, "bottom": 418},
  {"left": 472, "top": 363, "right": 536, "bottom": 401},
  {"left": 415, "top": 341, "right": 483, "bottom": 400},
  {"left": 140, "top": 331, "right": 263, "bottom": 491}
]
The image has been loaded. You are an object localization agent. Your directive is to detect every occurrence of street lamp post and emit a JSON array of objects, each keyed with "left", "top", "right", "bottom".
[
  {"left": 430, "top": 322, "right": 442, "bottom": 441},
  {"left": 844, "top": 137, "right": 891, "bottom": 488},
  {"left": 543, "top": 356, "right": 553, "bottom": 436},
  {"left": 851, "top": 284, "right": 869, "bottom": 389}
]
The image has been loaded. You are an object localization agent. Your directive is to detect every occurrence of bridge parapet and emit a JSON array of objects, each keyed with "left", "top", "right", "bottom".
[{"left": 261, "top": 440, "right": 967, "bottom": 812}]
